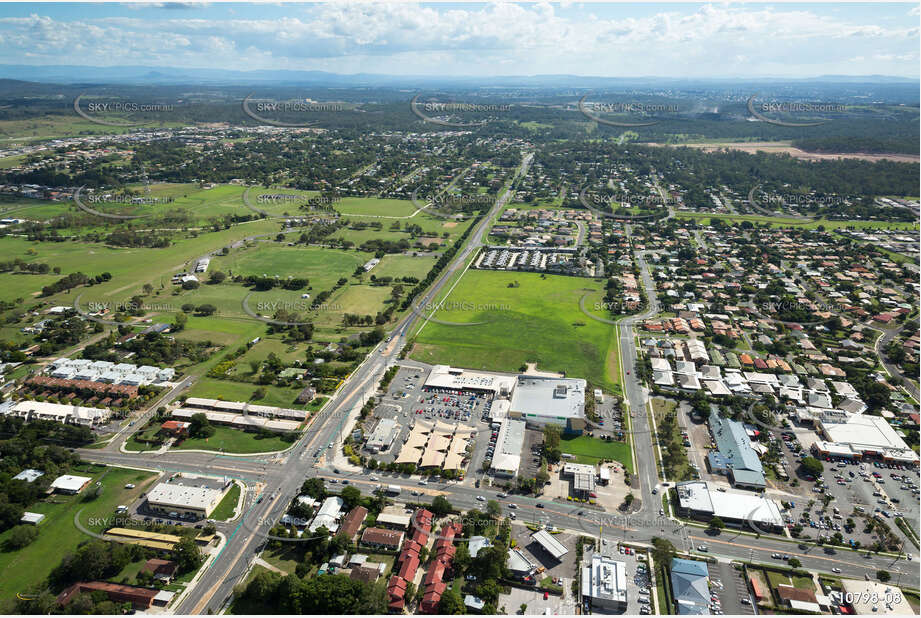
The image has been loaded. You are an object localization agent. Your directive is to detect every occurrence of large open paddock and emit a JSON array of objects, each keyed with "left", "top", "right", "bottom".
[{"left": 410, "top": 270, "right": 621, "bottom": 392}]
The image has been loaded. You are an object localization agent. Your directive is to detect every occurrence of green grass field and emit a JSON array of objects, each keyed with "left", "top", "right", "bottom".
[
  {"left": 211, "top": 244, "right": 372, "bottom": 288},
  {"left": 185, "top": 377, "right": 307, "bottom": 409},
  {"left": 211, "top": 483, "right": 241, "bottom": 521},
  {"left": 411, "top": 270, "right": 621, "bottom": 392},
  {"left": 0, "top": 464, "right": 157, "bottom": 599},
  {"left": 561, "top": 435, "right": 633, "bottom": 473},
  {"left": 674, "top": 211, "right": 918, "bottom": 231},
  {"left": 173, "top": 425, "right": 293, "bottom": 454},
  {"left": 335, "top": 197, "right": 419, "bottom": 217},
  {"left": 371, "top": 253, "right": 438, "bottom": 280}
]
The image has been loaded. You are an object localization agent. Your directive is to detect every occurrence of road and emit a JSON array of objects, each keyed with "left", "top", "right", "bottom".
[
  {"left": 617, "top": 244, "right": 662, "bottom": 508},
  {"left": 873, "top": 321, "right": 920, "bottom": 401}
]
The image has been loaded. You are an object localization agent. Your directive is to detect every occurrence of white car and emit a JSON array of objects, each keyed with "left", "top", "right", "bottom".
[
  {"left": 832, "top": 568, "right": 841, "bottom": 573},
  {"left": 697, "top": 545, "right": 708, "bottom": 552},
  {"left": 476, "top": 495, "right": 485, "bottom": 501}
]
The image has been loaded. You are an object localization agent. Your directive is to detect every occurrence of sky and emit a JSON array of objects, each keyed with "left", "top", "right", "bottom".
[{"left": 0, "top": 2, "right": 916, "bottom": 78}]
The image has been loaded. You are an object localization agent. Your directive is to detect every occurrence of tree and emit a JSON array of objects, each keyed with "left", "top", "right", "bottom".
[
  {"left": 486, "top": 500, "right": 502, "bottom": 519},
  {"left": 801, "top": 456, "right": 824, "bottom": 478},
  {"left": 172, "top": 311, "right": 187, "bottom": 331},
  {"left": 189, "top": 412, "right": 215, "bottom": 439},
  {"left": 301, "top": 477, "right": 326, "bottom": 499},
  {"left": 877, "top": 570, "right": 891, "bottom": 582},
  {"left": 788, "top": 557, "right": 801, "bottom": 568},
  {"left": 651, "top": 537, "right": 676, "bottom": 567},
  {"left": 470, "top": 545, "right": 509, "bottom": 582},
  {"left": 340, "top": 485, "right": 361, "bottom": 509},
  {"left": 431, "top": 495, "right": 453, "bottom": 518},
  {"left": 172, "top": 536, "right": 203, "bottom": 573},
  {"left": 438, "top": 587, "right": 465, "bottom": 614},
  {"left": 196, "top": 304, "right": 217, "bottom": 316},
  {"left": 208, "top": 271, "right": 227, "bottom": 284},
  {"left": 708, "top": 517, "right": 724, "bottom": 532},
  {"left": 542, "top": 424, "right": 563, "bottom": 463},
  {"left": 5, "top": 524, "right": 38, "bottom": 550}
]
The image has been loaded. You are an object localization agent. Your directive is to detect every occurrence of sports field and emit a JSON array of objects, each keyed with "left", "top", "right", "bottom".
[
  {"left": 411, "top": 270, "right": 621, "bottom": 393},
  {"left": 0, "top": 464, "right": 157, "bottom": 600}
]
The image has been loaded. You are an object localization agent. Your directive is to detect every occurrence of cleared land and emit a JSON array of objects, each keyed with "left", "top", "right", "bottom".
[
  {"left": 411, "top": 270, "right": 621, "bottom": 393},
  {"left": 644, "top": 141, "right": 920, "bottom": 163}
]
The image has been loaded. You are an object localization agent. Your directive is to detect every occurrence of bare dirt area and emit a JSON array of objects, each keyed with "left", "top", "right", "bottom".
[{"left": 643, "top": 142, "right": 920, "bottom": 164}]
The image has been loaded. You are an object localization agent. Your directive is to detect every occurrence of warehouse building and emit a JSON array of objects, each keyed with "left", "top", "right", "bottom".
[
  {"left": 581, "top": 553, "right": 627, "bottom": 612},
  {"left": 509, "top": 376, "right": 587, "bottom": 434},
  {"left": 51, "top": 474, "right": 93, "bottom": 494},
  {"left": 366, "top": 417, "right": 400, "bottom": 453},
  {"left": 817, "top": 414, "right": 919, "bottom": 465},
  {"left": 490, "top": 418, "right": 526, "bottom": 478},
  {"left": 675, "top": 480, "right": 783, "bottom": 532},
  {"left": 145, "top": 478, "right": 231, "bottom": 520}
]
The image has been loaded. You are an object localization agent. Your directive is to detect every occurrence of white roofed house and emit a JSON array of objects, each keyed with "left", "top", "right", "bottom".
[{"left": 309, "top": 496, "right": 345, "bottom": 533}]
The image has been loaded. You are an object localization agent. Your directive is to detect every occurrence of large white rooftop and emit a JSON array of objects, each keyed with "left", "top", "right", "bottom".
[
  {"left": 147, "top": 481, "right": 227, "bottom": 512},
  {"left": 510, "top": 376, "right": 586, "bottom": 420},
  {"left": 676, "top": 481, "right": 782, "bottom": 527},
  {"left": 581, "top": 554, "right": 627, "bottom": 605}
]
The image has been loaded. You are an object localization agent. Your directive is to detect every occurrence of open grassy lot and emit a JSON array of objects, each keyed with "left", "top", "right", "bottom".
[
  {"left": 0, "top": 464, "right": 157, "bottom": 600},
  {"left": 185, "top": 376, "right": 307, "bottom": 408},
  {"left": 411, "top": 270, "right": 621, "bottom": 393},
  {"left": 335, "top": 196, "right": 419, "bottom": 217},
  {"left": 370, "top": 253, "right": 438, "bottom": 280},
  {"left": 211, "top": 483, "right": 242, "bottom": 521},
  {"left": 211, "top": 244, "right": 372, "bottom": 288},
  {"left": 560, "top": 435, "right": 633, "bottom": 473},
  {"left": 173, "top": 425, "right": 293, "bottom": 454}
]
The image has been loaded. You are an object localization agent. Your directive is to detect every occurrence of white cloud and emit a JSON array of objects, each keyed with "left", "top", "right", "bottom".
[{"left": 0, "top": 3, "right": 915, "bottom": 77}]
